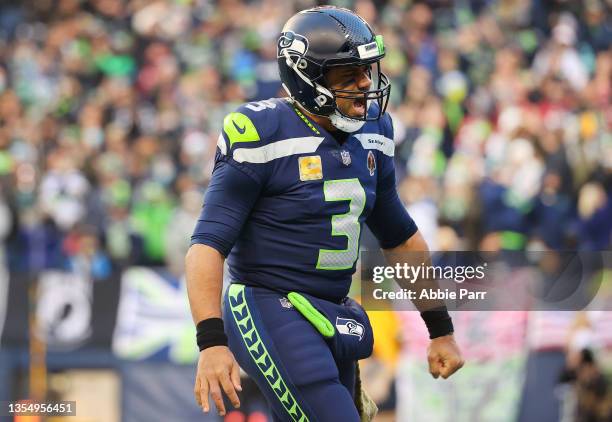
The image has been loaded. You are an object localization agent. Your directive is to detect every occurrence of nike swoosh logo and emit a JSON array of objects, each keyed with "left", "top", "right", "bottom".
[{"left": 233, "top": 120, "right": 246, "bottom": 134}]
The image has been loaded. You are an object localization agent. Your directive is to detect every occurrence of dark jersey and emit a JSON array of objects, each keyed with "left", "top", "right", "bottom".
[{"left": 192, "top": 98, "right": 417, "bottom": 301}]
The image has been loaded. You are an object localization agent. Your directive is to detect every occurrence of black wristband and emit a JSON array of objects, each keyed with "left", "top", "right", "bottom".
[
  {"left": 420, "top": 307, "right": 454, "bottom": 339},
  {"left": 196, "top": 318, "right": 228, "bottom": 351}
]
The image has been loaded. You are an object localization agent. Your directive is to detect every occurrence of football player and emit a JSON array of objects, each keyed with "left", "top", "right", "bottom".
[{"left": 186, "top": 6, "right": 464, "bottom": 421}]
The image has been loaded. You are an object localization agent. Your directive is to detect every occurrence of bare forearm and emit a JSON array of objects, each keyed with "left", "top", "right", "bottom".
[
  {"left": 185, "top": 244, "right": 225, "bottom": 322},
  {"left": 382, "top": 231, "right": 444, "bottom": 312}
]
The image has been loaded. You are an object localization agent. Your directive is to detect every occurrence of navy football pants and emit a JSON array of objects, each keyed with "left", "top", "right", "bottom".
[{"left": 223, "top": 284, "right": 361, "bottom": 422}]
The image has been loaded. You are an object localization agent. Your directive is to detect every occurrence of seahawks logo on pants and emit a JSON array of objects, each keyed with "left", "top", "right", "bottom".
[{"left": 336, "top": 317, "right": 364, "bottom": 341}]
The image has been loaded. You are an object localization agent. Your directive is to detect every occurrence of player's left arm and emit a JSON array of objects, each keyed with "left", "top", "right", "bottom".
[
  {"left": 367, "top": 182, "right": 464, "bottom": 379},
  {"left": 383, "top": 232, "right": 465, "bottom": 379},
  {"left": 366, "top": 112, "right": 464, "bottom": 379}
]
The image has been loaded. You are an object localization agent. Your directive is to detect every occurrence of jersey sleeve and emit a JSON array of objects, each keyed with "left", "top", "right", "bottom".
[
  {"left": 214, "top": 102, "right": 280, "bottom": 185},
  {"left": 191, "top": 159, "right": 263, "bottom": 256},
  {"left": 191, "top": 102, "right": 280, "bottom": 256},
  {"left": 366, "top": 113, "right": 418, "bottom": 249}
]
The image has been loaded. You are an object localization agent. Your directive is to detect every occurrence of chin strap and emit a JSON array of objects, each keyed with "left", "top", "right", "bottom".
[
  {"left": 329, "top": 99, "right": 373, "bottom": 133},
  {"left": 329, "top": 111, "right": 366, "bottom": 132},
  {"left": 291, "top": 94, "right": 369, "bottom": 133}
]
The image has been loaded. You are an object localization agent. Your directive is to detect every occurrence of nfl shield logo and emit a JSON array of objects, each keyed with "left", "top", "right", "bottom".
[
  {"left": 279, "top": 297, "right": 293, "bottom": 309},
  {"left": 340, "top": 150, "right": 351, "bottom": 166},
  {"left": 367, "top": 150, "right": 376, "bottom": 176}
]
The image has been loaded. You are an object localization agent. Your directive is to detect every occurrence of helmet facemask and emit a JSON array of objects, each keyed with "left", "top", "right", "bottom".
[{"left": 324, "top": 60, "right": 391, "bottom": 132}]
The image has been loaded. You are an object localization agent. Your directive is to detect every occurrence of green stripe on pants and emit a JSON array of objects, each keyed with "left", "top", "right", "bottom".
[{"left": 228, "top": 284, "right": 309, "bottom": 422}]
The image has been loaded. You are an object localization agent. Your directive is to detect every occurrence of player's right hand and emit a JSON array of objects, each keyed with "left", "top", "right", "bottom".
[{"left": 194, "top": 346, "right": 242, "bottom": 416}]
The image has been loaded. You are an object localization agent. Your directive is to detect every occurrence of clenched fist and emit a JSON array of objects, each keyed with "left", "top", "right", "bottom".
[{"left": 427, "top": 334, "right": 465, "bottom": 379}]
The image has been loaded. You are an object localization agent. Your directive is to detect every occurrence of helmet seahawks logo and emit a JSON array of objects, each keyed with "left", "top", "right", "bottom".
[
  {"left": 336, "top": 317, "right": 364, "bottom": 340},
  {"left": 279, "top": 31, "right": 295, "bottom": 48},
  {"left": 278, "top": 31, "right": 308, "bottom": 56}
]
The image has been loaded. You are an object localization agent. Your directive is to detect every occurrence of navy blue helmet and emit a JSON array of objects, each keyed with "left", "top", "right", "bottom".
[{"left": 277, "top": 6, "right": 391, "bottom": 131}]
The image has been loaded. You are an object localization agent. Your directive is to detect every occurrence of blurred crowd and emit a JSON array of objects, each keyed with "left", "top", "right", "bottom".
[
  {"left": 0, "top": 0, "right": 610, "bottom": 279},
  {"left": 388, "top": 0, "right": 612, "bottom": 255}
]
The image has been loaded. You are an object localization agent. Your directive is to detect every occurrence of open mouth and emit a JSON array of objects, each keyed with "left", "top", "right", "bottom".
[{"left": 352, "top": 98, "right": 366, "bottom": 116}]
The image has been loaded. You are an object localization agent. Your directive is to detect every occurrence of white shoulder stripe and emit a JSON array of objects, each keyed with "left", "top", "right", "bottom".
[
  {"left": 354, "top": 133, "right": 395, "bottom": 157},
  {"left": 232, "top": 136, "right": 325, "bottom": 164},
  {"left": 217, "top": 134, "right": 227, "bottom": 155}
]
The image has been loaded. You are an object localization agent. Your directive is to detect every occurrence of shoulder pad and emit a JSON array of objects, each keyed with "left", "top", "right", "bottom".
[
  {"left": 353, "top": 111, "right": 395, "bottom": 157},
  {"left": 365, "top": 102, "right": 393, "bottom": 138},
  {"left": 217, "top": 99, "right": 283, "bottom": 157},
  {"left": 367, "top": 101, "right": 381, "bottom": 119}
]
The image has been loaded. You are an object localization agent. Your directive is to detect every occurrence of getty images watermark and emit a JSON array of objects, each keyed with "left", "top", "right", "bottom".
[
  {"left": 371, "top": 262, "right": 489, "bottom": 301},
  {"left": 360, "top": 251, "right": 612, "bottom": 311}
]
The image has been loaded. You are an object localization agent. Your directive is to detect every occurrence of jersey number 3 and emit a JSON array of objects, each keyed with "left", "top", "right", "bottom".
[{"left": 317, "top": 178, "right": 366, "bottom": 270}]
